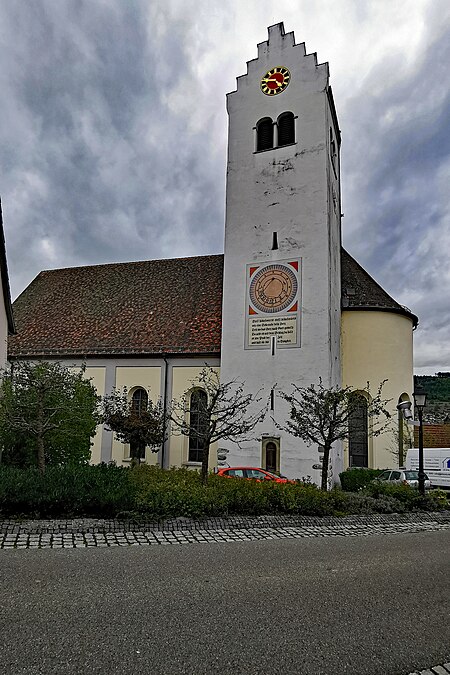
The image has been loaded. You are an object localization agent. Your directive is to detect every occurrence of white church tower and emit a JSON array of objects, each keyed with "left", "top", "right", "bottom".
[{"left": 220, "top": 23, "right": 343, "bottom": 481}]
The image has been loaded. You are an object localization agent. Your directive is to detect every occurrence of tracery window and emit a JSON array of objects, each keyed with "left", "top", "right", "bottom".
[
  {"left": 188, "top": 389, "right": 208, "bottom": 463},
  {"left": 348, "top": 393, "right": 368, "bottom": 467},
  {"left": 130, "top": 387, "right": 148, "bottom": 461}
]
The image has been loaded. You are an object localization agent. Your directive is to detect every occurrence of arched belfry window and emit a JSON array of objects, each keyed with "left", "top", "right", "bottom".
[
  {"left": 348, "top": 393, "right": 368, "bottom": 467},
  {"left": 130, "top": 388, "right": 149, "bottom": 461},
  {"left": 277, "top": 112, "right": 295, "bottom": 147},
  {"left": 188, "top": 389, "right": 208, "bottom": 463},
  {"left": 256, "top": 117, "right": 274, "bottom": 151}
]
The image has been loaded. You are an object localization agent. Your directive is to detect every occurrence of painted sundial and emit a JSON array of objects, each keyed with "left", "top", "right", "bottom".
[{"left": 249, "top": 263, "right": 298, "bottom": 313}]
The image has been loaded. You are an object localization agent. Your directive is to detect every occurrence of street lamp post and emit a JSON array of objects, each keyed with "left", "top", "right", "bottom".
[{"left": 413, "top": 386, "right": 427, "bottom": 496}]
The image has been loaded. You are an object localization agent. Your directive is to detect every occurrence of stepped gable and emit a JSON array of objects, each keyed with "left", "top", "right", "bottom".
[
  {"left": 9, "top": 254, "right": 224, "bottom": 357},
  {"left": 341, "top": 248, "right": 418, "bottom": 326},
  {"left": 9, "top": 249, "right": 417, "bottom": 358},
  {"left": 228, "top": 22, "right": 328, "bottom": 100}
]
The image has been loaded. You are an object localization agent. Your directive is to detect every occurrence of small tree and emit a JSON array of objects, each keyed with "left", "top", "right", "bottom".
[
  {"left": 277, "top": 380, "right": 391, "bottom": 490},
  {"left": 0, "top": 361, "right": 100, "bottom": 473},
  {"left": 170, "top": 368, "right": 266, "bottom": 484},
  {"left": 102, "top": 388, "right": 166, "bottom": 463}
]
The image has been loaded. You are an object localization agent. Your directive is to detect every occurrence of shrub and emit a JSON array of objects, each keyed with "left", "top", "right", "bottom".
[
  {"left": 0, "top": 464, "right": 447, "bottom": 520},
  {"left": 339, "top": 467, "right": 384, "bottom": 492},
  {"left": 0, "top": 463, "right": 135, "bottom": 518},
  {"left": 364, "top": 481, "right": 446, "bottom": 512}
]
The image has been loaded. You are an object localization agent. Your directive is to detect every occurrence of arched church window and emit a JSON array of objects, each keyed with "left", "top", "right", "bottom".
[
  {"left": 256, "top": 117, "right": 274, "bottom": 151},
  {"left": 188, "top": 389, "right": 208, "bottom": 463},
  {"left": 130, "top": 387, "right": 149, "bottom": 461},
  {"left": 277, "top": 112, "right": 295, "bottom": 146},
  {"left": 348, "top": 393, "right": 368, "bottom": 467}
]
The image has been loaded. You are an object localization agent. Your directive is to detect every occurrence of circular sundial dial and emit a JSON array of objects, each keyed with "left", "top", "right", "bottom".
[{"left": 249, "top": 263, "right": 297, "bottom": 313}]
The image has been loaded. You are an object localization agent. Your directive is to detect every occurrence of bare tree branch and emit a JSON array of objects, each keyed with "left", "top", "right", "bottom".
[
  {"left": 170, "top": 368, "right": 267, "bottom": 484},
  {"left": 276, "top": 379, "right": 391, "bottom": 490}
]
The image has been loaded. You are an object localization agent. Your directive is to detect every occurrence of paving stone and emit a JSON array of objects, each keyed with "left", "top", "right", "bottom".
[{"left": 431, "top": 667, "right": 450, "bottom": 674}]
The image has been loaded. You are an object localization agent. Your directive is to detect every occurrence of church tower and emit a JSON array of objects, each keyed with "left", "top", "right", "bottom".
[{"left": 220, "top": 23, "right": 343, "bottom": 481}]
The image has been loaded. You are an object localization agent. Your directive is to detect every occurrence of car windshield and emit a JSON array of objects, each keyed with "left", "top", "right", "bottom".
[
  {"left": 404, "top": 471, "right": 429, "bottom": 480},
  {"left": 264, "top": 471, "right": 288, "bottom": 480}
]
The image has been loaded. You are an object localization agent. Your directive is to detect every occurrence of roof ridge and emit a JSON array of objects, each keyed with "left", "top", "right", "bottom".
[{"left": 38, "top": 252, "right": 225, "bottom": 276}]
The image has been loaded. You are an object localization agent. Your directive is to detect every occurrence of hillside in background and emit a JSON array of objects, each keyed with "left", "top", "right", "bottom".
[{"left": 414, "top": 373, "right": 450, "bottom": 422}]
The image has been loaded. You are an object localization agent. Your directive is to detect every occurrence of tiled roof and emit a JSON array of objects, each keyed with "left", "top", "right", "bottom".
[
  {"left": 414, "top": 420, "right": 450, "bottom": 447},
  {"left": 9, "top": 249, "right": 417, "bottom": 358},
  {"left": 341, "top": 249, "right": 418, "bottom": 326},
  {"left": 9, "top": 255, "right": 224, "bottom": 357}
]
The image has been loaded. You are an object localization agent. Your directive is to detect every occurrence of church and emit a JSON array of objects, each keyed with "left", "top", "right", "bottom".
[{"left": 8, "top": 23, "right": 417, "bottom": 483}]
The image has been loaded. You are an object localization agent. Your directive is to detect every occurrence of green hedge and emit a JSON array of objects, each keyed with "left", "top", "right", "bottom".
[
  {"left": 0, "top": 464, "right": 446, "bottom": 520},
  {"left": 0, "top": 464, "right": 136, "bottom": 518},
  {"left": 339, "top": 467, "right": 384, "bottom": 492}
]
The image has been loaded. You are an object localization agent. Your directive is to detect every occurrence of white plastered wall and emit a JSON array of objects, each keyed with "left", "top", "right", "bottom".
[{"left": 220, "top": 24, "right": 342, "bottom": 481}]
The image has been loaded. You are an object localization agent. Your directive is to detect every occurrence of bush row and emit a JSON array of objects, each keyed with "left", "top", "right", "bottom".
[{"left": 0, "top": 464, "right": 447, "bottom": 520}]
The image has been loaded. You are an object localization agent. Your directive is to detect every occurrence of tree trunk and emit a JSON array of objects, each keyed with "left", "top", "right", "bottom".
[
  {"left": 321, "top": 442, "right": 331, "bottom": 491},
  {"left": 201, "top": 441, "right": 210, "bottom": 485},
  {"left": 37, "top": 435, "right": 45, "bottom": 474}
]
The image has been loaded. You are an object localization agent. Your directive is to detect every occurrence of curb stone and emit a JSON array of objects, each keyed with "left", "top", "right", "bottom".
[
  {"left": 1, "top": 510, "right": 450, "bottom": 535},
  {"left": 408, "top": 665, "right": 450, "bottom": 674},
  {"left": 1, "top": 517, "right": 450, "bottom": 549}
]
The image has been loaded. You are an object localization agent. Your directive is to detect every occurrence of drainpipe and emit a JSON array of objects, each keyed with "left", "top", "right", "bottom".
[
  {"left": 161, "top": 356, "right": 169, "bottom": 469},
  {"left": 398, "top": 409, "right": 404, "bottom": 467}
]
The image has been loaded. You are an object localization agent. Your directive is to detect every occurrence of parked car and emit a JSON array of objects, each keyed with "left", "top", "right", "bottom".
[
  {"left": 374, "top": 469, "right": 431, "bottom": 489},
  {"left": 216, "top": 467, "right": 294, "bottom": 483}
]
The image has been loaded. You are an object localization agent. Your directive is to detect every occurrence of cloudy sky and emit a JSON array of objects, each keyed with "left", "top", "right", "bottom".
[{"left": 0, "top": 0, "right": 449, "bottom": 374}]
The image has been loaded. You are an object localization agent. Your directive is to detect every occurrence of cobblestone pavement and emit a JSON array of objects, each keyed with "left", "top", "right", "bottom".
[
  {"left": 408, "top": 664, "right": 450, "bottom": 674},
  {"left": 1, "top": 511, "right": 449, "bottom": 549}
]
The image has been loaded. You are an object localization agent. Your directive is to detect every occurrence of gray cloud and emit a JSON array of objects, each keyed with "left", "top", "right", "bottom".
[
  {"left": 0, "top": 1, "right": 449, "bottom": 374},
  {"left": 341, "top": 6, "right": 450, "bottom": 372}
]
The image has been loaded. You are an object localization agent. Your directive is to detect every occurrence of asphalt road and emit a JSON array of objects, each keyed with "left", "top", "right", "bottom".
[{"left": 0, "top": 531, "right": 449, "bottom": 675}]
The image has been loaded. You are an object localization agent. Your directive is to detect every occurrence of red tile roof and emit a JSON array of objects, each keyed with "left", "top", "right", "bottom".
[
  {"left": 414, "top": 421, "right": 450, "bottom": 448},
  {"left": 341, "top": 249, "right": 418, "bottom": 327},
  {"left": 9, "top": 249, "right": 417, "bottom": 358},
  {"left": 10, "top": 255, "right": 223, "bottom": 357}
]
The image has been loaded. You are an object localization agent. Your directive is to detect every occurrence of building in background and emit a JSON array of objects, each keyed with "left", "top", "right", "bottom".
[
  {"left": 8, "top": 24, "right": 418, "bottom": 480},
  {"left": 0, "top": 200, "right": 15, "bottom": 367}
]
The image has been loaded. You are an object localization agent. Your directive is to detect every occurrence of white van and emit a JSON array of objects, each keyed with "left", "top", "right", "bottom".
[{"left": 405, "top": 448, "right": 450, "bottom": 489}]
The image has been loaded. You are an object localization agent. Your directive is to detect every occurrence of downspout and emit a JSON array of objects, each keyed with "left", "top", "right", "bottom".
[{"left": 161, "top": 355, "right": 169, "bottom": 469}]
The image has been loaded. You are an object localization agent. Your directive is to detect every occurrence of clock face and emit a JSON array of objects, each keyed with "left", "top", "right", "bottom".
[
  {"left": 249, "top": 264, "right": 298, "bottom": 313},
  {"left": 260, "top": 67, "right": 291, "bottom": 96}
]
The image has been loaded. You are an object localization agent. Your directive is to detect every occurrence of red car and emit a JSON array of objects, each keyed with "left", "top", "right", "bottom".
[{"left": 216, "top": 466, "right": 293, "bottom": 483}]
